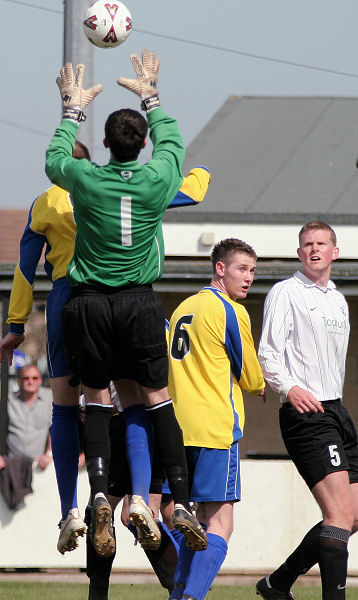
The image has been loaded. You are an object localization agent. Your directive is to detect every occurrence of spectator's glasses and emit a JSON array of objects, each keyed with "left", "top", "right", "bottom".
[{"left": 21, "top": 376, "right": 40, "bottom": 380}]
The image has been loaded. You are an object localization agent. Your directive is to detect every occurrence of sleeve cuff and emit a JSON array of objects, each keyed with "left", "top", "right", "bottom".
[
  {"left": 60, "top": 119, "right": 80, "bottom": 131},
  {"left": 146, "top": 106, "right": 165, "bottom": 124},
  {"left": 279, "top": 381, "right": 297, "bottom": 397},
  {"left": 9, "top": 323, "right": 25, "bottom": 335}
]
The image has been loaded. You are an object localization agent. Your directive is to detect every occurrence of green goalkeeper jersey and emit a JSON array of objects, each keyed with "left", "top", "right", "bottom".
[{"left": 45, "top": 107, "right": 184, "bottom": 287}]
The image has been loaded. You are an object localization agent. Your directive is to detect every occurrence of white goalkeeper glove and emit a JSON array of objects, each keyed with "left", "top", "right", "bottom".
[
  {"left": 57, "top": 63, "right": 103, "bottom": 123},
  {"left": 117, "top": 49, "right": 160, "bottom": 112}
]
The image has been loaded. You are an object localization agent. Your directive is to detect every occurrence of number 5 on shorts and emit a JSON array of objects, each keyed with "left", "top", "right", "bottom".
[{"left": 328, "top": 444, "right": 341, "bottom": 467}]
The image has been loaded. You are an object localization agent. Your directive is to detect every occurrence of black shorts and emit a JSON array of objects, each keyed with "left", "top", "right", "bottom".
[
  {"left": 279, "top": 399, "right": 358, "bottom": 489},
  {"left": 62, "top": 284, "right": 168, "bottom": 390},
  {"left": 107, "top": 412, "right": 164, "bottom": 497}
]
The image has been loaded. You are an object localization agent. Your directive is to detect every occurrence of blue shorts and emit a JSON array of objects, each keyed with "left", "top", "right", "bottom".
[
  {"left": 162, "top": 480, "right": 171, "bottom": 497},
  {"left": 46, "top": 277, "right": 72, "bottom": 378},
  {"left": 185, "top": 443, "right": 241, "bottom": 503}
]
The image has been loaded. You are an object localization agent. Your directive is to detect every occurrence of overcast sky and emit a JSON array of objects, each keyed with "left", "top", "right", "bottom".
[{"left": 2, "top": 0, "right": 358, "bottom": 208}]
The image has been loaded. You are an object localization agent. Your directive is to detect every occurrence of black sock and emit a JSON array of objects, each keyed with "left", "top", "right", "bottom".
[
  {"left": 142, "top": 522, "right": 178, "bottom": 592},
  {"left": 319, "top": 526, "right": 350, "bottom": 600},
  {"left": 149, "top": 435, "right": 165, "bottom": 494},
  {"left": 84, "top": 405, "right": 112, "bottom": 498},
  {"left": 146, "top": 401, "right": 190, "bottom": 509},
  {"left": 85, "top": 506, "right": 115, "bottom": 595},
  {"left": 270, "top": 521, "right": 323, "bottom": 591}
]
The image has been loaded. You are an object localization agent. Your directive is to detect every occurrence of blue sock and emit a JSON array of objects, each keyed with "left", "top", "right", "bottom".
[
  {"left": 184, "top": 533, "right": 228, "bottom": 600},
  {"left": 169, "top": 535, "right": 195, "bottom": 600},
  {"left": 123, "top": 404, "right": 153, "bottom": 505},
  {"left": 50, "top": 403, "right": 80, "bottom": 520},
  {"left": 161, "top": 522, "right": 182, "bottom": 555}
]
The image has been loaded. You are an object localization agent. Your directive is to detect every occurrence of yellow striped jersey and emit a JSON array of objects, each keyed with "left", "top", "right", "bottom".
[
  {"left": 7, "top": 186, "right": 75, "bottom": 333},
  {"left": 169, "top": 287, "right": 264, "bottom": 449},
  {"left": 169, "top": 165, "right": 210, "bottom": 207}
]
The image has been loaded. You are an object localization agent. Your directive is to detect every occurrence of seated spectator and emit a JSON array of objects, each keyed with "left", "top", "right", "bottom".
[{"left": 0, "top": 365, "right": 53, "bottom": 470}]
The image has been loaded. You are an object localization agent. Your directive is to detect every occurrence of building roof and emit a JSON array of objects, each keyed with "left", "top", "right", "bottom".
[
  {"left": 0, "top": 210, "right": 28, "bottom": 263},
  {"left": 164, "top": 95, "right": 358, "bottom": 224}
]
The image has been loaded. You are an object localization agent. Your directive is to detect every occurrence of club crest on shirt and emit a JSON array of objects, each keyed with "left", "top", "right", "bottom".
[{"left": 120, "top": 171, "right": 132, "bottom": 180}]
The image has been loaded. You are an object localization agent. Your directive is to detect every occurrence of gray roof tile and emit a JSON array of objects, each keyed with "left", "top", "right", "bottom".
[{"left": 164, "top": 96, "right": 358, "bottom": 224}]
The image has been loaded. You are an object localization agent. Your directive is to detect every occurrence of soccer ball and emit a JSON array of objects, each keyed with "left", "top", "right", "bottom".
[{"left": 83, "top": 1, "right": 132, "bottom": 49}]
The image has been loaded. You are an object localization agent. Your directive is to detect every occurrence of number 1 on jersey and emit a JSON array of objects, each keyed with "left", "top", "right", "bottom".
[{"left": 120, "top": 196, "right": 132, "bottom": 246}]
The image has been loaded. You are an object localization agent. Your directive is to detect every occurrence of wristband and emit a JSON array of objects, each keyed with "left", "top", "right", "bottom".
[
  {"left": 46, "top": 450, "right": 53, "bottom": 458},
  {"left": 141, "top": 96, "right": 160, "bottom": 112},
  {"left": 63, "top": 107, "right": 86, "bottom": 122},
  {"left": 9, "top": 323, "right": 25, "bottom": 335}
]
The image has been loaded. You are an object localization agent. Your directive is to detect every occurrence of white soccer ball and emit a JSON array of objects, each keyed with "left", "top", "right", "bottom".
[{"left": 83, "top": 1, "right": 132, "bottom": 49}]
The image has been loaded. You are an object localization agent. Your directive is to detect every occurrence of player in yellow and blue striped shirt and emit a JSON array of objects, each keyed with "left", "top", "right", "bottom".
[{"left": 168, "top": 238, "right": 265, "bottom": 600}]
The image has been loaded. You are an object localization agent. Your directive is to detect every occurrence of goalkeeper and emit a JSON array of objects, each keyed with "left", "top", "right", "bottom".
[{"left": 45, "top": 50, "right": 207, "bottom": 559}]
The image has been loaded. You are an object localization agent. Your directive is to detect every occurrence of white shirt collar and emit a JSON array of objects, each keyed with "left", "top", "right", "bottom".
[{"left": 293, "top": 270, "right": 336, "bottom": 290}]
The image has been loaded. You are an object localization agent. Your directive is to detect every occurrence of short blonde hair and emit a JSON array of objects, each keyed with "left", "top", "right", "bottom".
[{"left": 298, "top": 221, "right": 337, "bottom": 246}]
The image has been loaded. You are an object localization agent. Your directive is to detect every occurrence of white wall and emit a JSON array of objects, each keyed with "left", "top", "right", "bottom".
[
  {"left": 163, "top": 223, "right": 358, "bottom": 259},
  {"left": 1, "top": 460, "right": 357, "bottom": 573}
]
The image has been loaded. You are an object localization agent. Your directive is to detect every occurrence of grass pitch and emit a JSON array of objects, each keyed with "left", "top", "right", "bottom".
[{"left": 1, "top": 583, "right": 358, "bottom": 600}]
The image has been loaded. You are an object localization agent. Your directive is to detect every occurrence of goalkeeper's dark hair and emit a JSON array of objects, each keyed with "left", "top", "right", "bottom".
[
  {"left": 211, "top": 238, "right": 257, "bottom": 274},
  {"left": 105, "top": 109, "right": 148, "bottom": 162}
]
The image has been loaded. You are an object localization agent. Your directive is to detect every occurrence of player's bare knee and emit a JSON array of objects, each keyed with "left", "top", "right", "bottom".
[
  {"left": 50, "top": 376, "right": 79, "bottom": 406},
  {"left": 323, "top": 508, "right": 354, "bottom": 531},
  {"left": 141, "top": 386, "right": 170, "bottom": 407}
]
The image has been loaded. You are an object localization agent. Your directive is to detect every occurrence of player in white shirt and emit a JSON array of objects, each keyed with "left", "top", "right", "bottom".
[{"left": 256, "top": 221, "right": 358, "bottom": 600}]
